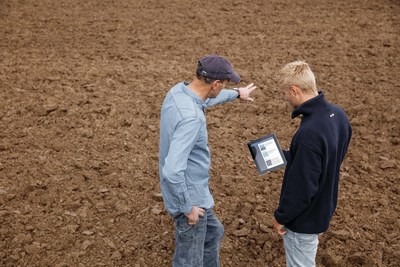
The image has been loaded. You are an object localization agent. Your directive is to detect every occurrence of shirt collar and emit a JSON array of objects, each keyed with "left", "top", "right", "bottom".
[{"left": 181, "top": 82, "right": 208, "bottom": 109}]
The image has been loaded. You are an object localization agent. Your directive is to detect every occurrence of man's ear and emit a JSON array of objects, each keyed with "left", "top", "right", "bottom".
[
  {"left": 211, "top": 80, "right": 219, "bottom": 90},
  {"left": 289, "top": 85, "right": 296, "bottom": 96},
  {"left": 289, "top": 85, "right": 301, "bottom": 96}
]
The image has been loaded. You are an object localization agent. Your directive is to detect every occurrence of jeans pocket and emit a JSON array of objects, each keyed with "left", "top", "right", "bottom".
[
  {"left": 174, "top": 214, "right": 202, "bottom": 265},
  {"left": 298, "top": 233, "right": 319, "bottom": 253},
  {"left": 175, "top": 214, "right": 194, "bottom": 239}
]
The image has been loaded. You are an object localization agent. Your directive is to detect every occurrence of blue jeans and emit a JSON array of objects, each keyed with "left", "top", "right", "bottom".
[
  {"left": 282, "top": 228, "right": 319, "bottom": 267},
  {"left": 173, "top": 209, "right": 224, "bottom": 267}
]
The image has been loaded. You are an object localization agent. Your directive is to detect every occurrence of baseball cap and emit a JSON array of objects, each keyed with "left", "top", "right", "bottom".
[{"left": 198, "top": 55, "right": 241, "bottom": 83}]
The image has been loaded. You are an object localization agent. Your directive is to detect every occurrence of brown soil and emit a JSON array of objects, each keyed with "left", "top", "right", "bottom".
[{"left": 0, "top": 0, "right": 399, "bottom": 266}]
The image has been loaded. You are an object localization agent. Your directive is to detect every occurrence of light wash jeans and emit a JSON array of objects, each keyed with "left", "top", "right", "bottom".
[
  {"left": 282, "top": 228, "right": 319, "bottom": 267},
  {"left": 172, "top": 209, "right": 224, "bottom": 267}
]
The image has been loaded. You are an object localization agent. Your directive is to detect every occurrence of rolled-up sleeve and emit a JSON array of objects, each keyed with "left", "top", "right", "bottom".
[
  {"left": 205, "top": 89, "right": 238, "bottom": 107},
  {"left": 161, "top": 118, "right": 201, "bottom": 214}
]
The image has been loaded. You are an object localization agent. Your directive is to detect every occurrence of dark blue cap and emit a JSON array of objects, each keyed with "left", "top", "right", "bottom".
[{"left": 198, "top": 55, "right": 240, "bottom": 83}]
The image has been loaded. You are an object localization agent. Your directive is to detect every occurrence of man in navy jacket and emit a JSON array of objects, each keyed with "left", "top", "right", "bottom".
[{"left": 272, "top": 61, "right": 352, "bottom": 266}]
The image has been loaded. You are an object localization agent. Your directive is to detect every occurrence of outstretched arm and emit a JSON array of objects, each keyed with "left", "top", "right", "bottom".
[{"left": 206, "top": 83, "right": 257, "bottom": 107}]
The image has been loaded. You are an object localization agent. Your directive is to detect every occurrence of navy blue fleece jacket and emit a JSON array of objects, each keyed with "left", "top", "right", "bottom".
[{"left": 274, "top": 92, "right": 352, "bottom": 234}]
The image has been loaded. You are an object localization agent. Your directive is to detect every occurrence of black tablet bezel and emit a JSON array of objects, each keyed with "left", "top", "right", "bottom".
[{"left": 247, "top": 133, "right": 287, "bottom": 175}]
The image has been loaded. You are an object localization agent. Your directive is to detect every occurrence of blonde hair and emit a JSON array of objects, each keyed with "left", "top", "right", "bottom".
[{"left": 278, "top": 61, "right": 317, "bottom": 94}]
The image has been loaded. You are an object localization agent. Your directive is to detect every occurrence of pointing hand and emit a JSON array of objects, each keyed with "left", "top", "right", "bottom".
[{"left": 237, "top": 83, "right": 257, "bottom": 102}]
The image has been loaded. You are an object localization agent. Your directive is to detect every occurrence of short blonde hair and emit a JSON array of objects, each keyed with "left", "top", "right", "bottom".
[{"left": 278, "top": 61, "right": 317, "bottom": 94}]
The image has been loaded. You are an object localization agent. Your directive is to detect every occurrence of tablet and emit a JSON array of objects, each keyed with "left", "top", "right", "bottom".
[{"left": 247, "top": 133, "right": 287, "bottom": 174}]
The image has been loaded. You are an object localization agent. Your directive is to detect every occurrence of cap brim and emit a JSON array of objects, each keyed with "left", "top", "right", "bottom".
[{"left": 230, "top": 71, "right": 241, "bottom": 83}]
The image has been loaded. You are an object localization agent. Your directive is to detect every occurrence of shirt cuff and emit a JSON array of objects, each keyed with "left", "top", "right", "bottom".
[
  {"left": 274, "top": 209, "right": 286, "bottom": 225},
  {"left": 181, "top": 204, "right": 193, "bottom": 215}
]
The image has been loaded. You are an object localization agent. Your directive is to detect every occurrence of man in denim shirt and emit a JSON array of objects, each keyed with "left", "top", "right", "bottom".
[{"left": 159, "top": 55, "right": 256, "bottom": 266}]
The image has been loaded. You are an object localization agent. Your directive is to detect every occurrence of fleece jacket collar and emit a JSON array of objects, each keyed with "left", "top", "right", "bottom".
[{"left": 291, "top": 91, "right": 328, "bottom": 119}]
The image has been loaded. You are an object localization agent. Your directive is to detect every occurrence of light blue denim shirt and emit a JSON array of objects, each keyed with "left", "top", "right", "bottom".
[{"left": 159, "top": 81, "right": 238, "bottom": 217}]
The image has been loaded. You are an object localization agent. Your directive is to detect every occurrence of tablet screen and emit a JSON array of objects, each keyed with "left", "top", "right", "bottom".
[{"left": 247, "top": 133, "right": 287, "bottom": 174}]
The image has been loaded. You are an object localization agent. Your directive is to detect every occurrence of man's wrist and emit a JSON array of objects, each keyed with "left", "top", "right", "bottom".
[
  {"left": 182, "top": 205, "right": 193, "bottom": 215},
  {"left": 233, "top": 88, "right": 240, "bottom": 99}
]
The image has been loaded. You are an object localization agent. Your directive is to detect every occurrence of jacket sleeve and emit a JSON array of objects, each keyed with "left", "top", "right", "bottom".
[
  {"left": 274, "top": 143, "right": 322, "bottom": 225},
  {"left": 161, "top": 118, "right": 201, "bottom": 214},
  {"left": 283, "top": 150, "right": 291, "bottom": 164}
]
